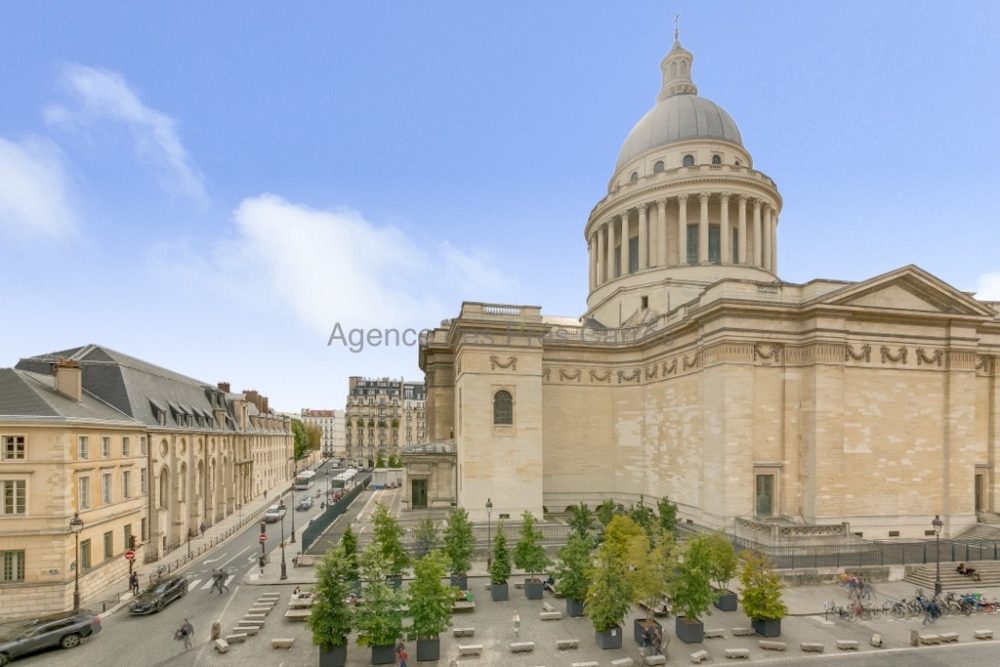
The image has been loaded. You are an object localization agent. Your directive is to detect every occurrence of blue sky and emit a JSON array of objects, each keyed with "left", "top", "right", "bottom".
[{"left": 2, "top": 1, "right": 999, "bottom": 411}]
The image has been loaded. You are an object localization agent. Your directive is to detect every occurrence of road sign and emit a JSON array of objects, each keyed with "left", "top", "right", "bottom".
[
  {"left": 259, "top": 534, "right": 267, "bottom": 544},
  {"left": 124, "top": 549, "right": 136, "bottom": 561}
]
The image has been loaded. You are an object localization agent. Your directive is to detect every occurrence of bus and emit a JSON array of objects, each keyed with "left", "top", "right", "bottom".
[
  {"left": 331, "top": 468, "right": 358, "bottom": 489},
  {"left": 293, "top": 470, "right": 316, "bottom": 490}
]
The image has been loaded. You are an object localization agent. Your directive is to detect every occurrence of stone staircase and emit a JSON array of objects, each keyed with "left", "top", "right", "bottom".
[
  {"left": 956, "top": 523, "right": 1000, "bottom": 542},
  {"left": 904, "top": 561, "right": 1000, "bottom": 591}
]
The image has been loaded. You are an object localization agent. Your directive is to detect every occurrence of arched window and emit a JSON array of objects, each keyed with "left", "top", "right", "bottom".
[
  {"left": 711, "top": 154, "right": 721, "bottom": 165},
  {"left": 670, "top": 62, "right": 677, "bottom": 76},
  {"left": 734, "top": 159, "right": 741, "bottom": 166},
  {"left": 493, "top": 390, "right": 513, "bottom": 425},
  {"left": 682, "top": 154, "right": 695, "bottom": 167},
  {"left": 653, "top": 160, "right": 665, "bottom": 173},
  {"left": 629, "top": 171, "right": 638, "bottom": 183}
]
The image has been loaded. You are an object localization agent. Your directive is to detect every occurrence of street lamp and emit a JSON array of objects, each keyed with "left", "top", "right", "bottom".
[
  {"left": 279, "top": 508, "right": 288, "bottom": 580},
  {"left": 70, "top": 513, "right": 84, "bottom": 612},
  {"left": 486, "top": 498, "right": 493, "bottom": 571},
  {"left": 933, "top": 514, "right": 944, "bottom": 597},
  {"left": 290, "top": 459, "right": 297, "bottom": 544}
]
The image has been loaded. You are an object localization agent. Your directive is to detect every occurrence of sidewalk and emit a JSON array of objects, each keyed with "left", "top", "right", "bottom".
[{"left": 86, "top": 478, "right": 294, "bottom": 618}]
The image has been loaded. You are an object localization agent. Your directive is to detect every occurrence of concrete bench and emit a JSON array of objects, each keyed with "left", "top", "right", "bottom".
[
  {"left": 918, "top": 634, "right": 941, "bottom": 645},
  {"left": 570, "top": 662, "right": 599, "bottom": 667},
  {"left": 283, "top": 609, "right": 310, "bottom": 621},
  {"left": 249, "top": 606, "right": 272, "bottom": 615},
  {"left": 540, "top": 611, "right": 562, "bottom": 620},
  {"left": 510, "top": 641, "right": 535, "bottom": 653},
  {"left": 690, "top": 650, "right": 709, "bottom": 664},
  {"left": 224, "top": 633, "right": 247, "bottom": 644},
  {"left": 258, "top": 594, "right": 280, "bottom": 602},
  {"left": 542, "top": 601, "right": 555, "bottom": 612},
  {"left": 800, "top": 642, "right": 825, "bottom": 653},
  {"left": 975, "top": 629, "right": 994, "bottom": 640},
  {"left": 836, "top": 640, "right": 859, "bottom": 650},
  {"left": 641, "top": 656, "right": 664, "bottom": 666},
  {"left": 458, "top": 644, "right": 483, "bottom": 656},
  {"left": 612, "top": 658, "right": 635, "bottom": 667},
  {"left": 759, "top": 640, "right": 787, "bottom": 651},
  {"left": 213, "top": 638, "right": 229, "bottom": 653},
  {"left": 244, "top": 612, "right": 267, "bottom": 621},
  {"left": 240, "top": 618, "right": 266, "bottom": 627},
  {"left": 233, "top": 626, "right": 259, "bottom": 636},
  {"left": 939, "top": 632, "right": 959, "bottom": 643},
  {"left": 870, "top": 633, "right": 883, "bottom": 647},
  {"left": 725, "top": 648, "right": 750, "bottom": 660},
  {"left": 453, "top": 601, "right": 476, "bottom": 613},
  {"left": 732, "top": 627, "right": 755, "bottom": 637},
  {"left": 704, "top": 628, "right": 726, "bottom": 639},
  {"left": 271, "top": 638, "right": 295, "bottom": 649},
  {"left": 288, "top": 599, "right": 314, "bottom": 609},
  {"left": 556, "top": 638, "right": 579, "bottom": 650},
  {"left": 452, "top": 627, "right": 475, "bottom": 637}
]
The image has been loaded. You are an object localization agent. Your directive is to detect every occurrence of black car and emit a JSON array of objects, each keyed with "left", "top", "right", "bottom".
[
  {"left": 128, "top": 576, "right": 188, "bottom": 615},
  {"left": 0, "top": 611, "right": 101, "bottom": 665}
]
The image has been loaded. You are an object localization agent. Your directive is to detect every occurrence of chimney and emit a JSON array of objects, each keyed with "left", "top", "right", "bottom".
[
  {"left": 217, "top": 381, "right": 231, "bottom": 393},
  {"left": 53, "top": 358, "right": 82, "bottom": 402},
  {"left": 261, "top": 396, "right": 269, "bottom": 414}
]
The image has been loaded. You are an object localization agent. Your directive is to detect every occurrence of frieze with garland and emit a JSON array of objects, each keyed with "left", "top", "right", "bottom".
[{"left": 489, "top": 355, "right": 518, "bottom": 371}]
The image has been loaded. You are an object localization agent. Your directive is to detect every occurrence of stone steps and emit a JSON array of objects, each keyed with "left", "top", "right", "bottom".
[{"left": 904, "top": 561, "right": 1000, "bottom": 590}]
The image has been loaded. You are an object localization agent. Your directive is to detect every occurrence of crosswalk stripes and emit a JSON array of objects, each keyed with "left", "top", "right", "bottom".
[
  {"left": 201, "top": 579, "right": 215, "bottom": 590},
  {"left": 188, "top": 579, "right": 202, "bottom": 590},
  {"left": 225, "top": 574, "right": 235, "bottom": 588}
]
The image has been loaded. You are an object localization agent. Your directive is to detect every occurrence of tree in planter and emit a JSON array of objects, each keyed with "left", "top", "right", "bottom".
[
  {"left": 567, "top": 503, "right": 595, "bottom": 540},
  {"left": 657, "top": 496, "right": 678, "bottom": 534},
  {"left": 387, "top": 453, "right": 401, "bottom": 468},
  {"left": 442, "top": 507, "right": 474, "bottom": 588},
  {"left": 308, "top": 547, "right": 354, "bottom": 663},
  {"left": 489, "top": 520, "right": 512, "bottom": 587},
  {"left": 669, "top": 535, "right": 716, "bottom": 642},
  {"left": 413, "top": 517, "right": 440, "bottom": 557},
  {"left": 738, "top": 550, "right": 787, "bottom": 636},
  {"left": 513, "top": 511, "right": 550, "bottom": 595},
  {"left": 629, "top": 528, "right": 676, "bottom": 625},
  {"left": 341, "top": 524, "right": 360, "bottom": 584},
  {"left": 701, "top": 533, "right": 739, "bottom": 609},
  {"left": 554, "top": 532, "right": 593, "bottom": 615},
  {"left": 585, "top": 535, "right": 631, "bottom": 647},
  {"left": 371, "top": 502, "right": 410, "bottom": 580},
  {"left": 406, "top": 550, "right": 456, "bottom": 660},
  {"left": 354, "top": 543, "right": 406, "bottom": 659},
  {"left": 595, "top": 498, "right": 618, "bottom": 529},
  {"left": 374, "top": 452, "right": 386, "bottom": 468},
  {"left": 628, "top": 495, "right": 657, "bottom": 540}
]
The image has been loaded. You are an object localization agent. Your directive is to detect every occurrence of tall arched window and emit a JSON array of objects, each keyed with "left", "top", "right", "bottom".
[
  {"left": 493, "top": 390, "right": 513, "bottom": 425},
  {"left": 653, "top": 160, "right": 665, "bottom": 173},
  {"left": 711, "top": 154, "right": 721, "bottom": 165},
  {"left": 682, "top": 154, "right": 695, "bottom": 167}
]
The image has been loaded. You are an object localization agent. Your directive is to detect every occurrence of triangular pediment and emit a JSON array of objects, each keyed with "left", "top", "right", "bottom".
[{"left": 815, "top": 265, "right": 995, "bottom": 317}]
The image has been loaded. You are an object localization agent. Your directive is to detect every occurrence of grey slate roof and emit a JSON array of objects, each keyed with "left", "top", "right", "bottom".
[
  {"left": 0, "top": 368, "right": 139, "bottom": 424},
  {"left": 401, "top": 439, "right": 455, "bottom": 455}
]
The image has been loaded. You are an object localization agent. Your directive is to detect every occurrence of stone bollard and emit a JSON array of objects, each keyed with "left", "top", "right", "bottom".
[{"left": 211, "top": 622, "right": 222, "bottom": 640}]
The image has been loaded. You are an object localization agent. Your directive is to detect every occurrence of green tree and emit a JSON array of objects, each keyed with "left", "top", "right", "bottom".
[
  {"left": 702, "top": 533, "right": 738, "bottom": 591},
  {"left": 629, "top": 495, "right": 657, "bottom": 539},
  {"left": 354, "top": 544, "right": 406, "bottom": 647},
  {"left": 291, "top": 419, "right": 309, "bottom": 460},
  {"left": 669, "top": 535, "right": 716, "bottom": 621},
  {"left": 371, "top": 502, "right": 410, "bottom": 577},
  {"left": 305, "top": 423, "right": 322, "bottom": 451},
  {"left": 629, "top": 529, "right": 676, "bottom": 623},
  {"left": 657, "top": 496, "right": 678, "bottom": 534},
  {"left": 489, "top": 520, "right": 512, "bottom": 585},
  {"left": 513, "top": 511, "right": 550, "bottom": 578},
  {"left": 442, "top": 507, "right": 474, "bottom": 575},
  {"left": 308, "top": 546, "right": 354, "bottom": 651},
  {"left": 340, "top": 524, "right": 359, "bottom": 582},
  {"left": 567, "top": 503, "right": 595, "bottom": 539},
  {"left": 585, "top": 539, "right": 631, "bottom": 632},
  {"left": 601, "top": 514, "right": 646, "bottom": 563},
  {"left": 375, "top": 453, "right": 386, "bottom": 468},
  {"left": 413, "top": 517, "right": 440, "bottom": 557},
  {"left": 738, "top": 551, "right": 787, "bottom": 621},
  {"left": 595, "top": 498, "right": 618, "bottom": 527},
  {"left": 554, "top": 532, "right": 593, "bottom": 602},
  {"left": 407, "top": 551, "right": 456, "bottom": 639},
  {"left": 387, "top": 454, "right": 402, "bottom": 468}
]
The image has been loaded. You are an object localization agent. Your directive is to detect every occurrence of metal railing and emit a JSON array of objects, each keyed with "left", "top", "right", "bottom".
[{"left": 301, "top": 475, "right": 371, "bottom": 552}]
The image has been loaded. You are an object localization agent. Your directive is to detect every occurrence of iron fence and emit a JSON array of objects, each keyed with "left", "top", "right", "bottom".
[{"left": 301, "top": 475, "right": 371, "bottom": 552}]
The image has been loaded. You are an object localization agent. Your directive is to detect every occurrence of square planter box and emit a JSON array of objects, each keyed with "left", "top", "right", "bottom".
[
  {"left": 491, "top": 582, "right": 509, "bottom": 601},
  {"left": 416, "top": 637, "right": 439, "bottom": 661},
  {"left": 675, "top": 616, "right": 704, "bottom": 644},
  {"left": 634, "top": 617, "right": 662, "bottom": 646},
  {"left": 319, "top": 645, "right": 347, "bottom": 667},
  {"left": 451, "top": 573, "right": 468, "bottom": 591},
  {"left": 566, "top": 598, "right": 585, "bottom": 617},
  {"left": 595, "top": 624, "right": 623, "bottom": 650},
  {"left": 524, "top": 578, "right": 544, "bottom": 600},
  {"left": 714, "top": 590, "right": 738, "bottom": 612},
  {"left": 752, "top": 618, "right": 782, "bottom": 637},
  {"left": 371, "top": 644, "right": 396, "bottom": 665}
]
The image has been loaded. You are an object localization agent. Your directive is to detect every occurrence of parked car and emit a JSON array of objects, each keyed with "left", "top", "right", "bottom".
[
  {"left": 0, "top": 611, "right": 101, "bottom": 665},
  {"left": 128, "top": 576, "right": 188, "bottom": 615},
  {"left": 263, "top": 504, "right": 286, "bottom": 523},
  {"left": 296, "top": 496, "right": 313, "bottom": 511}
]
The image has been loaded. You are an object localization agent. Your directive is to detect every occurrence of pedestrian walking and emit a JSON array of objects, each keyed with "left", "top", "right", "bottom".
[
  {"left": 219, "top": 567, "right": 230, "bottom": 593},
  {"left": 921, "top": 601, "right": 934, "bottom": 626},
  {"left": 397, "top": 645, "right": 409, "bottom": 667},
  {"left": 200, "top": 522, "right": 206, "bottom": 536},
  {"left": 512, "top": 611, "right": 520, "bottom": 638},
  {"left": 129, "top": 572, "right": 140, "bottom": 596},
  {"left": 176, "top": 619, "right": 194, "bottom": 650}
]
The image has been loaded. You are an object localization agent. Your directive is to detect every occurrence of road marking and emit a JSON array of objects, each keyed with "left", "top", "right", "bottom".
[
  {"left": 193, "top": 584, "right": 241, "bottom": 667},
  {"left": 220, "top": 545, "right": 252, "bottom": 568},
  {"left": 204, "top": 552, "right": 227, "bottom": 564},
  {"left": 807, "top": 614, "right": 835, "bottom": 625},
  {"left": 188, "top": 578, "right": 202, "bottom": 590},
  {"left": 224, "top": 574, "right": 235, "bottom": 588}
]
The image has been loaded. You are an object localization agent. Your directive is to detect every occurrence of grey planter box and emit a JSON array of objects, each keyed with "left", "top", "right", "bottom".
[
  {"left": 371, "top": 644, "right": 396, "bottom": 665},
  {"left": 524, "top": 578, "right": 544, "bottom": 600},
  {"left": 451, "top": 573, "right": 468, "bottom": 590},
  {"left": 714, "top": 590, "right": 738, "bottom": 612},
  {"left": 416, "top": 637, "right": 439, "bottom": 661},
  {"left": 319, "top": 645, "right": 347, "bottom": 667},
  {"left": 595, "top": 625, "right": 623, "bottom": 649},
  {"left": 566, "top": 598, "right": 585, "bottom": 617},
  {"left": 752, "top": 618, "right": 782, "bottom": 637},
  {"left": 491, "top": 582, "right": 509, "bottom": 601},
  {"left": 634, "top": 617, "right": 662, "bottom": 646},
  {"left": 675, "top": 616, "right": 704, "bottom": 644}
]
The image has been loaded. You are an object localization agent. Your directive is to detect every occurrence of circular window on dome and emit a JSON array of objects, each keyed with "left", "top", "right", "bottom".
[
  {"left": 734, "top": 159, "right": 742, "bottom": 166},
  {"left": 712, "top": 155, "right": 721, "bottom": 165},
  {"left": 682, "top": 154, "right": 695, "bottom": 167},
  {"left": 654, "top": 160, "right": 664, "bottom": 173},
  {"left": 630, "top": 171, "right": 638, "bottom": 183}
]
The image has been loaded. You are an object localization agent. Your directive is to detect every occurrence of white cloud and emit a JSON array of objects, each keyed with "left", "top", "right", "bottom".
[
  {"left": 150, "top": 194, "right": 513, "bottom": 333},
  {"left": 976, "top": 272, "right": 1000, "bottom": 301},
  {"left": 45, "top": 64, "right": 206, "bottom": 202},
  {"left": 0, "top": 136, "right": 76, "bottom": 239}
]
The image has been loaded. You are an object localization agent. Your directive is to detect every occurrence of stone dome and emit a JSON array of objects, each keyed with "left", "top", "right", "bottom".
[{"left": 615, "top": 94, "right": 743, "bottom": 169}]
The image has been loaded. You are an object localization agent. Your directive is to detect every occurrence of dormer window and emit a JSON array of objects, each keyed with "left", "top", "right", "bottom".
[{"left": 682, "top": 154, "right": 695, "bottom": 167}]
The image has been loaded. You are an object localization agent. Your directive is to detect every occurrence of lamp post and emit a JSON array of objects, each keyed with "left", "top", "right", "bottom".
[
  {"left": 933, "top": 514, "right": 943, "bottom": 597},
  {"left": 486, "top": 498, "right": 493, "bottom": 571},
  {"left": 279, "top": 505, "right": 288, "bottom": 580},
  {"left": 70, "top": 513, "right": 84, "bottom": 612},
  {"left": 326, "top": 470, "right": 331, "bottom": 506},
  {"left": 290, "top": 458, "right": 297, "bottom": 544}
]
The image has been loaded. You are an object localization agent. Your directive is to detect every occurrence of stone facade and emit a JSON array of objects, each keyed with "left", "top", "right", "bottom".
[
  {"left": 300, "top": 409, "right": 345, "bottom": 458},
  {"left": 344, "top": 377, "right": 425, "bottom": 465}
]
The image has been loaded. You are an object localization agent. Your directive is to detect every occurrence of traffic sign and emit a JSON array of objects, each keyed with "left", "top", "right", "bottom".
[
  {"left": 124, "top": 549, "right": 136, "bottom": 561},
  {"left": 259, "top": 534, "right": 267, "bottom": 544}
]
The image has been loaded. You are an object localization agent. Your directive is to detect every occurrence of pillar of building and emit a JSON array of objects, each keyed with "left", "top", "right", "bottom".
[
  {"left": 596, "top": 226, "right": 605, "bottom": 285},
  {"left": 698, "top": 193, "right": 710, "bottom": 264},
  {"left": 606, "top": 219, "right": 616, "bottom": 280},
  {"left": 677, "top": 195, "right": 688, "bottom": 265},
  {"left": 657, "top": 199, "right": 667, "bottom": 267},
  {"left": 762, "top": 203, "right": 772, "bottom": 272},
  {"left": 769, "top": 209, "right": 778, "bottom": 274},
  {"left": 752, "top": 199, "right": 763, "bottom": 268},
  {"left": 620, "top": 210, "right": 630, "bottom": 275},
  {"left": 638, "top": 204, "right": 648, "bottom": 270},
  {"left": 719, "top": 193, "right": 730, "bottom": 265},
  {"left": 738, "top": 195, "right": 748, "bottom": 265}
]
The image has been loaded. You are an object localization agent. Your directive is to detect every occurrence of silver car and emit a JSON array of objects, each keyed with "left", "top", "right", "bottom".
[{"left": 0, "top": 611, "right": 101, "bottom": 665}]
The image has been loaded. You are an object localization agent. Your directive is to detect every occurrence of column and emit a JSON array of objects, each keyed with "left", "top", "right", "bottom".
[
  {"left": 737, "top": 195, "right": 748, "bottom": 265},
  {"left": 620, "top": 210, "right": 630, "bottom": 275},
  {"left": 596, "top": 225, "right": 605, "bottom": 285},
  {"left": 762, "top": 203, "right": 772, "bottom": 271},
  {"left": 588, "top": 238, "right": 595, "bottom": 290},
  {"left": 606, "top": 219, "right": 616, "bottom": 280},
  {"left": 752, "top": 199, "right": 763, "bottom": 268},
  {"left": 770, "top": 210, "right": 778, "bottom": 274},
  {"left": 638, "top": 205, "right": 648, "bottom": 270},
  {"left": 677, "top": 195, "right": 688, "bottom": 265},
  {"left": 698, "top": 192, "right": 710, "bottom": 264},
  {"left": 657, "top": 199, "right": 667, "bottom": 267},
  {"left": 719, "top": 193, "right": 731, "bottom": 265}
]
